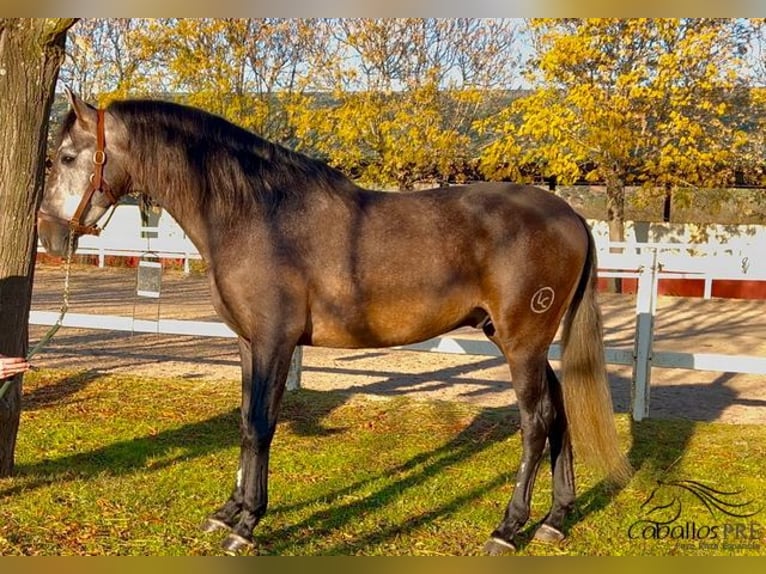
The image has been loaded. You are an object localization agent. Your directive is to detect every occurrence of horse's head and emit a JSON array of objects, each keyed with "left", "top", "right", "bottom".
[{"left": 38, "top": 88, "right": 131, "bottom": 256}]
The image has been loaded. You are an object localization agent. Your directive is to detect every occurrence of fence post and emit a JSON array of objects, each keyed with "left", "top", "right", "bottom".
[
  {"left": 631, "top": 249, "right": 658, "bottom": 421},
  {"left": 286, "top": 346, "right": 302, "bottom": 391}
]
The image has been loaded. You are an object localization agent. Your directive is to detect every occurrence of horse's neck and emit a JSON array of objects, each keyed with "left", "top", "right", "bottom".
[{"left": 132, "top": 159, "right": 214, "bottom": 261}]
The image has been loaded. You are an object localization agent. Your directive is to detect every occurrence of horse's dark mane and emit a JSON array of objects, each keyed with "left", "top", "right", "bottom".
[{"left": 102, "top": 98, "right": 355, "bottom": 216}]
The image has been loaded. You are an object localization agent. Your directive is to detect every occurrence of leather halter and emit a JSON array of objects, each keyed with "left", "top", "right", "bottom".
[{"left": 40, "top": 109, "right": 118, "bottom": 236}]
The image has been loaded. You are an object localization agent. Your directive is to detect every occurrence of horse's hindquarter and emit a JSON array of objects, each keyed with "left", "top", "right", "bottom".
[{"left": 304, "top": 183, "right": 587, "bottom": 349}]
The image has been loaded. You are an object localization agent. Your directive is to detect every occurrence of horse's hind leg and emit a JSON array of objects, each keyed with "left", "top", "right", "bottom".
[
  {"left": 533, "top": 362, "right": 575, "bottom": 544},
  {"left": 484, "top": 347, "right": 552, "bottom": 554}
]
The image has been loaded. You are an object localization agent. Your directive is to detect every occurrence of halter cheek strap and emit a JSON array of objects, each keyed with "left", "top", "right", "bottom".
[{"left": 68, "top": 109, "right": 118, "bottom": 236}]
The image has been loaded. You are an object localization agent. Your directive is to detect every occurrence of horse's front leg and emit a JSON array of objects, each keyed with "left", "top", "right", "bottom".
[
  {"left": 207, "top": 336, "right": 295, "bottom": 553},
  {"left": 201, "top": 337, "right": 252, "bottom": 533}
]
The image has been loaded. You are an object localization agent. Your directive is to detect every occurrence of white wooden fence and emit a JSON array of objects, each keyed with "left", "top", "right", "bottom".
[
  {"left": 33, "top": 211, "right": 766, "bottom": 421},
  {"left": 57, "top": 205, "right": 203, "bottom": 273}
]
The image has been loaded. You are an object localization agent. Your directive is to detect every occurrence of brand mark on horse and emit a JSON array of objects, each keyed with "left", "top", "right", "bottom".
[{"left": 530, "top": 287, "right": 555, "bottom": 313}]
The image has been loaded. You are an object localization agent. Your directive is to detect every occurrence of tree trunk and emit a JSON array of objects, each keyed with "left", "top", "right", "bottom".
[
  {"left": 663, "top": 184, "right": 672, "bottom": 223},
  {"left": 0, "top": 18, "right": 76, "bottom": 476},
  {"left": 605, "top": 177, "right": 626, "bottom": 293}
]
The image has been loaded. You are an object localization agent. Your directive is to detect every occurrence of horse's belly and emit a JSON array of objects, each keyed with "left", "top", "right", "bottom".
[{"left": 308, "top": 297, "right": 475, "bottom": 348}]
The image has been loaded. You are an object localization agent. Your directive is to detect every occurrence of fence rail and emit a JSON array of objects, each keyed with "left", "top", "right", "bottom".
[
  {"left": 601, "top": 240, "right": 766, "bottom": 299},
  {"left": 34, "top": 226, "right": 766, "bottom": 421}
]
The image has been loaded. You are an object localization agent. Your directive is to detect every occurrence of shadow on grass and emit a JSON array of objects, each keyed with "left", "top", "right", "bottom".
[
  {"left": 0, "top": 408, "right": 236, "bottom": 502},
  {"left": 8, "top": 373, "right": 525, "bottom": 555},
  {"left": 1, "top": 389, "right": 350, "bottom": 502},
  {"left": 256, "top": 405, "right": 521, "bottom": 555},
  {"left": 23, "top": 369, "right": 101, "bottom": 411},
  {"left": 5, "top": 366, "right": 737, "bottom": 555},
  {"left": 6, "top": 378, "right": 692, "bottom": 555},
  {"left": 269, "top": 389, "right": 700, "bottom": 555}
]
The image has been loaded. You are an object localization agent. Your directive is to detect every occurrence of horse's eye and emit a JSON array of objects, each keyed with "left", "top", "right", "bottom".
[{"left": 61, "top": 154, "right": 76, "bottom": 165}]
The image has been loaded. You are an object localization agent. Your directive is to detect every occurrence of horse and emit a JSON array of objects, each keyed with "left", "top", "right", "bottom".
[{"left": 37, "top": 89, "right": 631, "bottom": 554}]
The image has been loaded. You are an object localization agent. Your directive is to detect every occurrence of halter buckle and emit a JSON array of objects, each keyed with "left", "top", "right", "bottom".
[{"left": 68, "top": 219, "right": 102, "bottom": 236}]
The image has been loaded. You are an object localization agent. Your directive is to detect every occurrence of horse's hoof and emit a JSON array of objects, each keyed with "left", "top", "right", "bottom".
[
  {"left": 533, "top": 523, "right": 566, "bottom": 544},
  {"left": 221, "top": 532, "right": 253, "bottom": 554},
  {"left": 201, "top": 517, "right": 232, "bottom": 533},
  {"left": 483, "top": 536, "right": 517, "bottom": 555}
]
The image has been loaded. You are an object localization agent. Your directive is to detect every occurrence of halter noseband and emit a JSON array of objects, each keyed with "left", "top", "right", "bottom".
[{"left": 40, "top": 108, "right": 118, "bottom": 237}]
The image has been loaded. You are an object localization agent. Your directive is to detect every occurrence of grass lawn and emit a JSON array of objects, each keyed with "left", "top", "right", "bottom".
[{"left": 1, "top": 369, "right": 764, "bottom": 556}]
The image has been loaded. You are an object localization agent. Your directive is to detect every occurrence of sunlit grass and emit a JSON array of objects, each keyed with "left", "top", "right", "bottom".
[{"left": 1, "top": 369, "right": 764, "bottom": 555}]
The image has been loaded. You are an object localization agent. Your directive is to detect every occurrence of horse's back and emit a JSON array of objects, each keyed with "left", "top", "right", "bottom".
[{"left": 373, "top": 182, "right": 588, "bottom": 273}]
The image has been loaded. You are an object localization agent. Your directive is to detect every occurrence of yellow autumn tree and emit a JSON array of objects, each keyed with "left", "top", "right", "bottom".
[
  {"left": 736, "top": 18, "right": 766, "bottom": 188},
  {"left": 294, "top": 81, "right": 485, "bottom": 189},
  {"left": 64, "top": 18, "right": 521, "bottom": 189},
  {"left": 63, "top": 19, "right": 156, "bottom": 105},
  {"left": 291, "top": 18, "right": 520, "bottom": 189},
  {"left": 480, "top": 18, "right": 752, "bottom": 242},
  {"left": 126, "top": 18, "right": 328, "bottom": 143}
]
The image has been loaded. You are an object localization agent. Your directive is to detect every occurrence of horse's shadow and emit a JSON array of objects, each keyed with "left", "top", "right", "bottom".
[
  {"left": 1, "top": 388, "right": 349, "bottom": 501},
  {"left": 7, "top": 362, "right": 752, "bottom": 554},
  {"left": 258, "top": 402, "right": 521, "bottom": 555}
]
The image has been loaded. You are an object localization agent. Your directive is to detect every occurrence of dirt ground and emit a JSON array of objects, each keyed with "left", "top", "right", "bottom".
[{"left": 28, "top": 263, "right": 766, "bottom": 424}]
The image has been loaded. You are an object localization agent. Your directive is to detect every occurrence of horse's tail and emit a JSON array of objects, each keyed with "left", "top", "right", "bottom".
[{"left": 560, "top": 218, "right": 632, "bottom": 485}]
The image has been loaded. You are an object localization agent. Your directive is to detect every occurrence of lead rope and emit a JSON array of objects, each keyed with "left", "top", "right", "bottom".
[
  {"left": 0, "top": 231, "right": 76, "bottom": 401},
  {"left": 26, "top": 230, "right": 76, "bottom": 360},
  {"left": 24, "top": 201, "right": 119, "bottom": 360}
]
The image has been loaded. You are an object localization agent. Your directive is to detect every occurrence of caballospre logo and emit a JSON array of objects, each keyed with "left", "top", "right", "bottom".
[{"left": 628, "top": 479, "right": 762, "bottom": 551}]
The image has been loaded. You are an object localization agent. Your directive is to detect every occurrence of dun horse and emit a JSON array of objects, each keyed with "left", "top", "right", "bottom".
[{"left": 38, "top": 91, "right": 630, "bottom": 553}]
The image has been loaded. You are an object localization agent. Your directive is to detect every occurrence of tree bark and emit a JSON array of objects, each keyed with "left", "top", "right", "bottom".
[
  {"left": 605, "top": 177, "right": 626, "bottom": 293},
  {"left": 662, "top": 183, "right": 672, "bottom": 223},
  {"left": 0, "top": 18, "right": 76, "bottom": 476}
]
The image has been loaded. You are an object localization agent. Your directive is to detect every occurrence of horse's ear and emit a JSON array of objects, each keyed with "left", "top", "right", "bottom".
[{"left": 64, "top": 86, "right": 97, "bottom": 130}]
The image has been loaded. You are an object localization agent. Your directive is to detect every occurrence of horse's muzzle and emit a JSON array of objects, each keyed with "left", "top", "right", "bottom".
[{"left": 37, "top": 213, "right": 75, "bottom": 257}]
